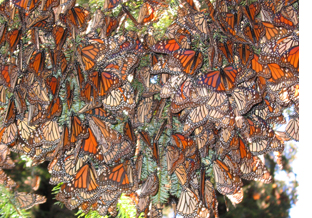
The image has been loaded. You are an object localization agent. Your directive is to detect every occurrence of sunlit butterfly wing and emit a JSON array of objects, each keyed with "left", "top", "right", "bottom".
[
  {"left": 168, "top": 49, "right": 203, "bottom": 76},
  {"left": 213, "top": 159, "right": 242, "bottom": 195},
  {"left": 285, "top": 116, "right": 299, "bottom": 141},
  {"left": 74, "top": 163, "right": 99, "bottom": 193},
  {"left": 105, "top": 160, "right": 134, "bottom": 189},
  {"left": 197, "top": 65, "right": 241, "bottom": 92},
  {"left": 177, "top": 187, "right": 199, "bottom": 217}
]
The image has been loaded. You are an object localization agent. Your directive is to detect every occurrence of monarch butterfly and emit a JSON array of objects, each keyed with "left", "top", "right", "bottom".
[
  {"left": 12, "top": 0, "right": 41, "bottom": 11},
  {"left": 89, "top": 70, "right": 121, "bottom": 99},
  {"left": 0, "top": 64, "right": 19, "bottom": 91},
  {"left": 45, "top": 96, "right": 62, "bottom": 120},
  {"left": 88, "top": 115, "right": 121, "bottom": 143},
  {"left": 243, "top": 2, "right": 261, "bottom": 23},
  {"left": 197, "top": 65, "right": 242, "bottom": 92},
  {"left": 217, "top": 40, "right": 234, "bottom": 64},
  {"left": 80, "top": 128, "right": 103, "bottom": 162},
  {"left": 59, "top": 6, "right": 91, "bottom": 32},
  {"left": 174, "top": 164, "right": 188, "bottom": 186},
  {"left": 273, "top": 11, "right": 296, "bottom": 29},
  {"left": 109, "top": 54, "right": 139, "bottom": 81},
  {"left": 150, "top": 38, "right": 181, "bottom": 54},
  {"left": 83, "top": 106, "right": 116, "bottom": 124},
  {"left": 2, "top": 97, "right": 16, "bottom": 127},
  {"left": 0, "top": 122, "right": 17, "bottom": 145},
  {"left": 195, "top": 128, "right": 215, "bottom": 156},
  {"left": 26, "top": 13, "right": 53, "bottom": 30},
  {"left": 0, "top": 23, "right": 7, "bottom": 47},
  {"left": 226, "top": 187, "right": 244, "bottom": 206},
  {"left": 236, "top": 43, "right": 253, "bottom": 66},
  {"left": 59, "top": 124, "right": 71, "bottom": 152},
  {"left": 202, "top": 179, "right": 219, "bottom": 217},
  {"left": 40, "top": 120, "right": 60, "bottom": 146},
  {"left": 182, "top": 0, "right": 200, "bottom": 11},
  {"left": 166, "top": 144, "right": 184, "bottom": 174},
  {"left": 78, "top": 45, "right": 100, "bottom": 71},
  {"left": 261, "top": 33, "right": 298, "bottom": 63},
  {"left": 0, "top": 143, "right": 14, "bottom": 169},
  {"left": 0, "top": 168, "right": 16, "bottom": 189},
  {"left": 99, "top": 190, "right": 122, "bottom": 209},
  {"left": 70, "top": 115, "right": 89, "bottom": 145},
  {"left": 28, "top": 50, "right": 45, "bottom": 78},
  {"left": 229, "top": 87, "right": 261, "bottom": 115},
  {"left": 252, "top": 99, "right": 283, "bottom": 121},
  {"left": 237, "top": 138, "right": 272, "bottom": 183},
  {"left": 133, "top": 97, "right": 155, "bottom": 127},
  {"left": 213, "top": 159, "right": 242, "bottom": 195},
  {"left": 172, "top": 133, "right": 196, "bottom": 156},
  {"left": 250, "top": 54, "right": 270, "bottom": 78},
  {"left": 137, "top": 2, "right": 157, "bottom": 25},
  {"left": 104, "top": 160, "right": 134, "bottom": 189},
  {"left": 220, "top": 11, "right": 242, "bottom": 36},
  {"left": 46, "top": 76, "right": 60, "bottom": 97},
  {"left": 14, "top": 192, "right": 46, "bottom": 210},
  {"left": 103, "top": 0, "right": 122, "bottom": 11},
  {"left": 280, "top": 46, "right": 299, "bottom": 72},
  {"left": 0, "top": 85, "right": 6, "bottom": 105},
  {"left": 134, "top": 152, "right": 143, "bottom": 184},
  {"left": 285, "top": 116, "right": 299, "bottom": 141},
  {"left": 265, "top": 64, "right": 298, "bottom": 89},
  {"left": 74, "top": 163, "right": 99, "bottom": 192},
  {"left": 6, "top": 29, "right": 21, "bottom": 53},
  {"left": 182, "top": 105, "right": 223, "bottom": 136},
  {"left": 261, "top": 21, "right": 290, "bottom": 42},
  {"left": 52, "top": 25, "right": 68, "bottom": 52},
  {"left": 282, "top": 5, "right": 298, "bottom": 25},
  {"left": 136, "top": 195, "right": 150, "bottom": 215},
  {"left": 187, "top": 13, "right": 209, "bottom": 38},
  {"left": 177, "top": 187, "right": 199, "bottom": 217},
  {"left": 102, "top": 15, "right": 119, "bottom": 38},
  {"left": 140, "top": 172, "right": 159, "bottom": 198},
  {"left": 17, "top": 116, "right": 41, "bottom": 147},
  {"left": 80, "top": 81, "right": 98, "bottom": 103},
  {"left": 139, "top": 130, "right": 160, "bottom": 164},
  {"left": 168, "top": 49, "right": 203, "bottom": 76},
  {"left": 102, "top": 84, "right": 136, "bottom": 111},
  {"left": 243, "top": 21, "right": 265, "bottom": 46},
  {"left": 123, "top": 120, "right": 136, "bottom": 144},
  {"left": 60, "top": 153, "right": 83, "bottom": 180},
  {"left": 132, "top": 39, "right": 147, "bottom": 56},
  {"left": 41, "top": 0, "right": 60, "bottom": 11}
]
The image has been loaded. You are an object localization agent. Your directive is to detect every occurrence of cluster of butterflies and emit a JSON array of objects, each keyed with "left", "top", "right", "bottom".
[{"left": 0, "top": 0, "right": 298, "bottom": 217}]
